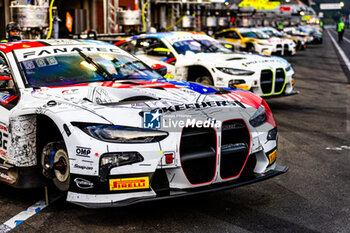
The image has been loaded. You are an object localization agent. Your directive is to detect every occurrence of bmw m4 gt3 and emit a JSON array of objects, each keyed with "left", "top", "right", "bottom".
[
  {"left": 0, "top": 40, "right": 287, "bottom": 208},
  {"left": 215, "top": 28, "right": 296, "bottom": 56},
  {"left": 116, "top": 32, "right": 297, "bottom": 98}
]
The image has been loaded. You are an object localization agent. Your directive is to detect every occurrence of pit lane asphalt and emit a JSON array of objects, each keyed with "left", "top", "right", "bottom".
[
  {"left": 327, "top": 27, "right": 350, "bottom": 82},
  {"left": 1, "top": 30, "right": 349, "bottom": 233}
]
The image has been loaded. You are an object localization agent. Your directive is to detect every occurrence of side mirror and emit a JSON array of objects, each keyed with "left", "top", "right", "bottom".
[
  {"left": 223, "top": 43, "right": 233, "bottom": 50},
  {"left": 151, "top": 64, "right": 167, "bottom": 77}
]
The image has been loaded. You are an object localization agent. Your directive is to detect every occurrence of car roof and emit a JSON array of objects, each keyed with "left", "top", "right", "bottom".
[
  {"left": 237, "top": 28, "right": 256, "bottom": 33},
  {"left": 130, "top": 32, "right": 210, "bottom": 40},
  {"left": 0, "top": 39, "right": 111, "bottom": 53}
]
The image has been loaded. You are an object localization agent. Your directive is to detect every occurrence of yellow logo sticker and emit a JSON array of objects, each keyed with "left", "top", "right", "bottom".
[
  {"left": 164, "top": 74, "right": 174, "bottom": 79},
  {"left": 268, "top": 149, "right": 277, "bottom": 164},
  {"left": 235, "top": 84, "right": 250, "bottom": 90},
  {"left": 109, "top": 177, "right": 149, "bottom": 191}
]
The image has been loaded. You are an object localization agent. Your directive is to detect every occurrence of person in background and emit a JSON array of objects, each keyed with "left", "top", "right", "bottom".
[
  {"left": 337, "top": 18, "right": 345, "bottom": 43},
  {"left": 1, "top": 22, "right": 22, "bottom": 42},
  {"left": 319, "top": 21, "right": 324, "bottom": 30}
]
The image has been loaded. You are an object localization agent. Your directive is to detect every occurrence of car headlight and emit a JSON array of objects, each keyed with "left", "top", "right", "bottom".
[
  {"left": 249, "top": 105, "right": 267, "bottom": 127},
  {"left": 101, "top": 152, "right": 143, "bottom": 166},
  {"left": 267, "top": 127, "right": 278, "bottom": 140},
  {"left": 257, "top": 42, "right": 272, "bottom": 46},
  {"left": 99, "top": 151, "right": 144, "bottom": 181},
  {"left": 73, "top": 123, "right": 168, "bottom": 143},
  {"left": 285, "top": 64, "right": 293, "bottom": 72},
  {"left": 217, "top": 67, "right": 255, "bottom": 76}
]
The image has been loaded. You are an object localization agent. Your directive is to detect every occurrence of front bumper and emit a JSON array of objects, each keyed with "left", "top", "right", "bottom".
[
  {"left": 67, "top": 164, "right": 288, "bottom": 208},
  {"left": 263, "top": 90, "right": 299, "bottom": 99}
]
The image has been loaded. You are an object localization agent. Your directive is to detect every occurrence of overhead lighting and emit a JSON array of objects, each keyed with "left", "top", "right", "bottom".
[
  {"left": 300, "top": 11, "right": 305, "bottom": 16},
  {"left": 340, "top": 2, "right": 344, "bottom": 7}
]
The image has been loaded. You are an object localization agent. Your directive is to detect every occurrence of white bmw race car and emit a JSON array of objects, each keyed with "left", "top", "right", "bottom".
[
  {"left": 0, "top": 39, "right": 287, "bottom": 208},
  {"left": 116, "top": 32, "right": 298, "bottom": 98}
]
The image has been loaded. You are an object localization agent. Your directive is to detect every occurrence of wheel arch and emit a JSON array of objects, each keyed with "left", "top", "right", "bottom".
[
  {"left": 36, "top": 114, "right": 65, "bottom": 162},
  {"left": 4, "top": 114, "right": 63, "bottom": 188},
  {"left": 187, "top": 65, "right": 213, "bottom": 83},
  {"left": 245, "top": 42, "right": 255, "bottom": 52}
]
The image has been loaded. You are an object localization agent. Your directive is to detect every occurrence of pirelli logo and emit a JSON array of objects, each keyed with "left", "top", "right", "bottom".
[{"left": 109, "top": 177, "right": 149, "bottom": 191}]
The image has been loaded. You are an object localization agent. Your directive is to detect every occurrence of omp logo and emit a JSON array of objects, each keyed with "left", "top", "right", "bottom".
[
  {"left": 76, "top": 146, "right": 91, "bottom": 157},
  {"left": 109, "top": 177, "right": 150, "bottom": 191},
  {"left": 143, "top": 110, "right": 161, "bottom": 129},
  {"left": 74, "top": 178, "right": 94, "bottom": 189}
]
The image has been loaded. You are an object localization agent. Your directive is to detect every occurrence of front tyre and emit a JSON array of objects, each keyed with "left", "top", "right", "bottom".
[
  {"left": 246, "top": 44, "right": 255, "bottom": 53},
  {"left": 41, "top": 141, "right": 70, "bottom": 191},
  {"left": 195, "top": 76, "right": 214, "bottom": 86}
]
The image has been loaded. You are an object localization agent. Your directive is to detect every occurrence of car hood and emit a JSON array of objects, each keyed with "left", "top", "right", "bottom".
[
  {"left": 28, "top": 80, "right": 261, "bottom": 127},
  {"left": 264, "top": 37, "right": 293, "bottom": 44},
  {"left": 189, "top": 52, "right": 289, "bottom": 70}
]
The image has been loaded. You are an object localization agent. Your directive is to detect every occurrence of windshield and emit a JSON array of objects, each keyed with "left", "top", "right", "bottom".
[
  {"left": 172, "top": 39, "right": 232, "bottom": 55},
  {"left": 263, "top": 29, "right": 282, "bottom": 37},
  {"left": 240, "top": 31, "right": 260, "bottom": 38},
  {"left": 20, "top": 52, "right": 162, "bottom": 87},
  {"left": 254, "top": 31, "right": 270, "bottom": 39},
  {"left": 240, "top": 31, "right": 270, "bottom": 39}
]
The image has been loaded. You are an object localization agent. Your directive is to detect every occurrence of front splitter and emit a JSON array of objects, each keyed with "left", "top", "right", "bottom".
[{"left": 69, "top": 164, "right": 288, "bottom": 208}]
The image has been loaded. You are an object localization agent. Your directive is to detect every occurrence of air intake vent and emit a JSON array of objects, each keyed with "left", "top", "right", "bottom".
[
  {"left": 260, "top": 70, "right": 273, "bottom": 94},
  {"left": 275, "top": 68, "right": 285, "bottom": 93},
  {"left": 220, "top": 120, "right": 250, "bottom": 179},
  {"left": 180, "top": 127, "right": 216, "bottom": 184}
]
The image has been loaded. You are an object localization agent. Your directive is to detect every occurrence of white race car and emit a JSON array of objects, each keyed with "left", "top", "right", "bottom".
[
  {"left": 0, "top": 39, "right": 287, "bottom": 208},
  {"left": 257, "top": 27, "right": 306, "bottom": 51},
  {"left": 251, "top": 28, "right": 297, "bottom": 56},
  {"left": 215, "top": 28, "right": 296, "bottom": 56},
  {"left": 116, "top": 32, "right": 298, "bottom": 98}
]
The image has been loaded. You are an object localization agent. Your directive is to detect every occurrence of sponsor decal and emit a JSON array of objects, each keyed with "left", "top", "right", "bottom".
[
  {"left": 74, "top": 178, "right": 94, "bottom": 189},
  {"left": 164, "top": 74, "right": 174, "bottom": 79},
  {"left": 17, "top": 46, "right": 121, "bottom": 61},
  {"left": 143, "top": 110, "right": 223, "bottom": 129},
  {"left": 143, "top": 110, "right": 161, "bottom": 129},
  {"left": 163, "top": 117, "right": 221, "bottom": 128},
  {"left": 62, "top": 89, "right": 79, "bottom": 94},
  {"left": 0, "top": 93, "right": 18, "bottom": 106},
  {"left": 0, "top": 123, "right": 8, "bottom": 159},
  {"left": 151, "top": 101, "right": 237, "bottom": 114},
  {"left": 109, "top": 177, "right": 149, "bottom": 191},
  {"left": 242, "top": 59, "right": 282, "bottom": 66},
  {"left": 76, "top": 146, "right": 91, "bottom": 158},
  {"left": 74, "top": 164, "right": 93, "bottom": 170}
]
